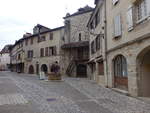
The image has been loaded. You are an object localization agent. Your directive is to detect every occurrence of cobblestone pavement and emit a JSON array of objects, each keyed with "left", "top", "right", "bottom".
[{"left": 1, "top": 71, "right": 150, "bottom": 113}]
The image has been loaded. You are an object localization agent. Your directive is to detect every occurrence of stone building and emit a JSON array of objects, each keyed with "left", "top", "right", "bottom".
[
  {"left": 10, "top": 24, "right": 64, "bottom": 74},
  {"left": 61, "top": 6, "right": 93, "bottom": 77},
  {"left": 0, "top": 45, "right": 12, "bottom": 71},
  {"left": 87, "top": 0, "right": 106, "bottom": 86},
  {"left": 106, "top": 0, "right": 150, "bottom": 97}
]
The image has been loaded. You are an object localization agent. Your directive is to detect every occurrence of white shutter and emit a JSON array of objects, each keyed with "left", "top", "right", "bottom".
[
  {"left": 114, "top": 14, "right": 122, "bottom": 37},
  {"left": 146, "top": 0, "right": 150, "bottom": 16},
  {"left": 112, "top": 0, "right": 119, "bottom": 5},
  {"left": 127, "top": 5, "right": 133, "bottom": 31}
]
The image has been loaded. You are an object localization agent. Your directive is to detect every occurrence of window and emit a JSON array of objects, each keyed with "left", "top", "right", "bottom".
[
  {"left": 112, "top": 0, "right": 119, "bottom": 5},
  {"left": 25, "top": 39, "right": 28, "bottom": 46},
  {"left": 40, "top": 48, "right": 44, "bottom": 57},
  {"left": 114, "top": 55, "right": 127, "bottom": 77},
  {"left": 98, "top": 61, "right": 104, "bottom": 75},
  {"left": 90, "top": 21, "right": 94, "bottom": 30},
  {"left": 136, "top": 0, "right": 147, "bottom": 21},
  {"left": 30, "top": 38, "right": 33, "bottom": 45},
  {"left": 49, "top": 46, "right": 57, "bottom": 56},
  {"left": 146, "top": 0, "right": 150, "bottom": 16},
  {"left": 114, "top": 14, "right": 122, "bottom": 38},
  {"left": 45, "top": 47, "right": 49, "bottom": 56},
  {"left": 38, "top": 36, "right": 46, "bottom": 42},
  {"left": 79, "top": 33, "right": 81, "bottom": 41},
  {"left": 127, "top": 5, "right": 133, "bottom": 31},
  {"left": 49, "top": 32, "right": 53, "bottom": 40},
  {"left": 96, "top": 35, "right": 101, "bottom": 50},
  {"left": 18, "top": 54, "right": 21, "bottom": 60},
  {"left": 41, "top": 36, "right": 46, "bottom": 41},
  {"left": 91, "top": 41, "right": 96, "bottom": 54},
  {"left": 27, "top": 50, "right": 33, "bottom": 58}
]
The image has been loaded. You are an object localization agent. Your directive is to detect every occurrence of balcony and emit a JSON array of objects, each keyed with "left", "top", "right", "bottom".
[
  {"left": 61, "top": 41, "right": 89, "bottom": 49},
  {"left": 73, "top": 55, "right": 89, "bottom": 61}
]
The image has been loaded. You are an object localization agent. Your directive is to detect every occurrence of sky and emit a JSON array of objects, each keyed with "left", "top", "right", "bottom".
[{"left": 0, "top": 0, "right": 94, "bottom": 50}]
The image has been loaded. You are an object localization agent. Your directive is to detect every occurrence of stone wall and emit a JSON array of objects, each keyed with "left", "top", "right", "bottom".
[{"left": 107, "top": 36, "right": 150, "bottom": 96}]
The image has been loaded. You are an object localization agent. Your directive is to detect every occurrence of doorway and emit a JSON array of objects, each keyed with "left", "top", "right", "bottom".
[{"left": 77, "top": 64, "right": 87, "bottom": 77}]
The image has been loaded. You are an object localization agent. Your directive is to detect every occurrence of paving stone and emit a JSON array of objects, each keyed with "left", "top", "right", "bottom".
[
  {"left": 2, "top": 71, "right": 150, "bottom": 113},
  {"left": 0, "top": 93, "right": 28, "bottom": 106}
]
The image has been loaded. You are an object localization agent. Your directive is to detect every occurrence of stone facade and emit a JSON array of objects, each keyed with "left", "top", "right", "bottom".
[
  {"left": 87, "top": 0, "right": 106, "bottom": 86},
  {"left": 9, "top": 0, "right": 150, "bottom": 97},
  {"left": 106, "top": 0, "right": 150, "bottom": 97},
  {"left": 0, "top": 45, "right": 12, "bottom": 71},
  {"left": 10, "top": 25, "right": 65, "bottom": 75},
  {"left": 61, "top": 6, "right": 93, "bottom": 77}
]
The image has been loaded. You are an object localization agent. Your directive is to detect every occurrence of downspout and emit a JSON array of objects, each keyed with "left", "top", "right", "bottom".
[{"left": 104, "top": 0, "right": 109, "bottom": 87}]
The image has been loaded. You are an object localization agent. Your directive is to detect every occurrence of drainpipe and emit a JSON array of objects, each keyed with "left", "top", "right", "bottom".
[{"left": 104, "top": 0, "right": 109, "bottom": 87}]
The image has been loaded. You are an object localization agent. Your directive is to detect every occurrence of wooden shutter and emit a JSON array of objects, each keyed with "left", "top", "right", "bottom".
[
  {"left": 54, "top": 46, "right": 57, "bottom": 56},
  {"left": 114, "top": 14, "right": 122, "bottom": 37},
  {"left": 45, "top": 47, "right": 48, "bottom": 56},
  {"left": 127, "top": 5, "right": 133, "bottom": 31}
]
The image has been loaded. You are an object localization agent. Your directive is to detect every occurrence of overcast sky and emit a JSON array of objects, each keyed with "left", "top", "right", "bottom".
[{"left": 0, "top": 0, "right": 94, "bottom": 50}]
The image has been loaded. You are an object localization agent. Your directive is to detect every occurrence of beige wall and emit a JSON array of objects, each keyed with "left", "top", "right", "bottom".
[
  {"left": 106, "top": 0, "right": 150, "bottom": 50},
  {"left": 62, "top": 11, "right": 92, "bottom": 77},
  {"left": 87, "top": 1, "right": 106, "bottom": 86},
  {"left": 0, "top": 53, "right": 10, "bottom": 70},
  {"left": 106, "top": 0, "right": 150, "bottom": 96},
  {"left": 11, "top": 27, "right": 65, "bottom": 74}
]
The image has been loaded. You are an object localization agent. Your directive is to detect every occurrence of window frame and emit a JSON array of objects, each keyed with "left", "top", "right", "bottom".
[{"left": 114, "top": 55, "right": 128, "bottom": 78}]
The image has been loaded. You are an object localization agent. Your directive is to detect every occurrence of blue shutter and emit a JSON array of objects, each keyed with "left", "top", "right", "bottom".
[{"left": 114, "top": 14, "right": 122, "bottom": 37}]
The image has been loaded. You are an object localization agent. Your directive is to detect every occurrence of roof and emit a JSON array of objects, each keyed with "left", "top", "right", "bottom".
[
  {"left": 12, "top": 26, "right": 65, "bottom": 49},
  {"left": 0, "top": 45, "right": 12, "bottom": 54},
  {"left": 35, "top": 24, "right": 50, "bottom": 30},
  {"left": 94, "top": 0, "right": 99, "bottom": 4},
  {"left": 61, "top": 41, "right": 89, "bottom": 49},
  {"left": 64, "top": 6, "right": 94, "bottom": 19}
]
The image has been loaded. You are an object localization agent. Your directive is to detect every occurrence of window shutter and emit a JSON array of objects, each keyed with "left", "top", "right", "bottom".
[
  {"left": 146, "top": 0, "right": 150, "bottom": 16},
  {"left": 127, "top": 5, "right": 133, "bottom": 31},
  {"left": 53, "top": 46, "right": 57, "bottom": 56},
  {"left": 114, "top": 14, "right": 122, "bottom": 37}
]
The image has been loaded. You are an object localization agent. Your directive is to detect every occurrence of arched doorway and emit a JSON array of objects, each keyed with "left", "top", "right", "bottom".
[
  {"left": 77, "top": 64, "right": 87, "bottom": 78},
  {"left": 137, "top": 47, "right": 150, "bottom": 97},
  {"left": 28, "top": 65, "right": 34, "bottom": 74},
  {"left": 113, "top": 55, "right": 128, "bottom": 90},
  {"left": 41, "top": 64, "right": 48, "bottom": 74}
]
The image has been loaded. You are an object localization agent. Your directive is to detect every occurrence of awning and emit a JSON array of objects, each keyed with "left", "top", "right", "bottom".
[{"left": 61, "top": 41, "right": 89, "bottom": 49}]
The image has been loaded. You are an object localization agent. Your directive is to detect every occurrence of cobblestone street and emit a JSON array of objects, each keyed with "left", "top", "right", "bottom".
[{"left": 0, "top": 71, "right": 150, "bottom": 113}]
